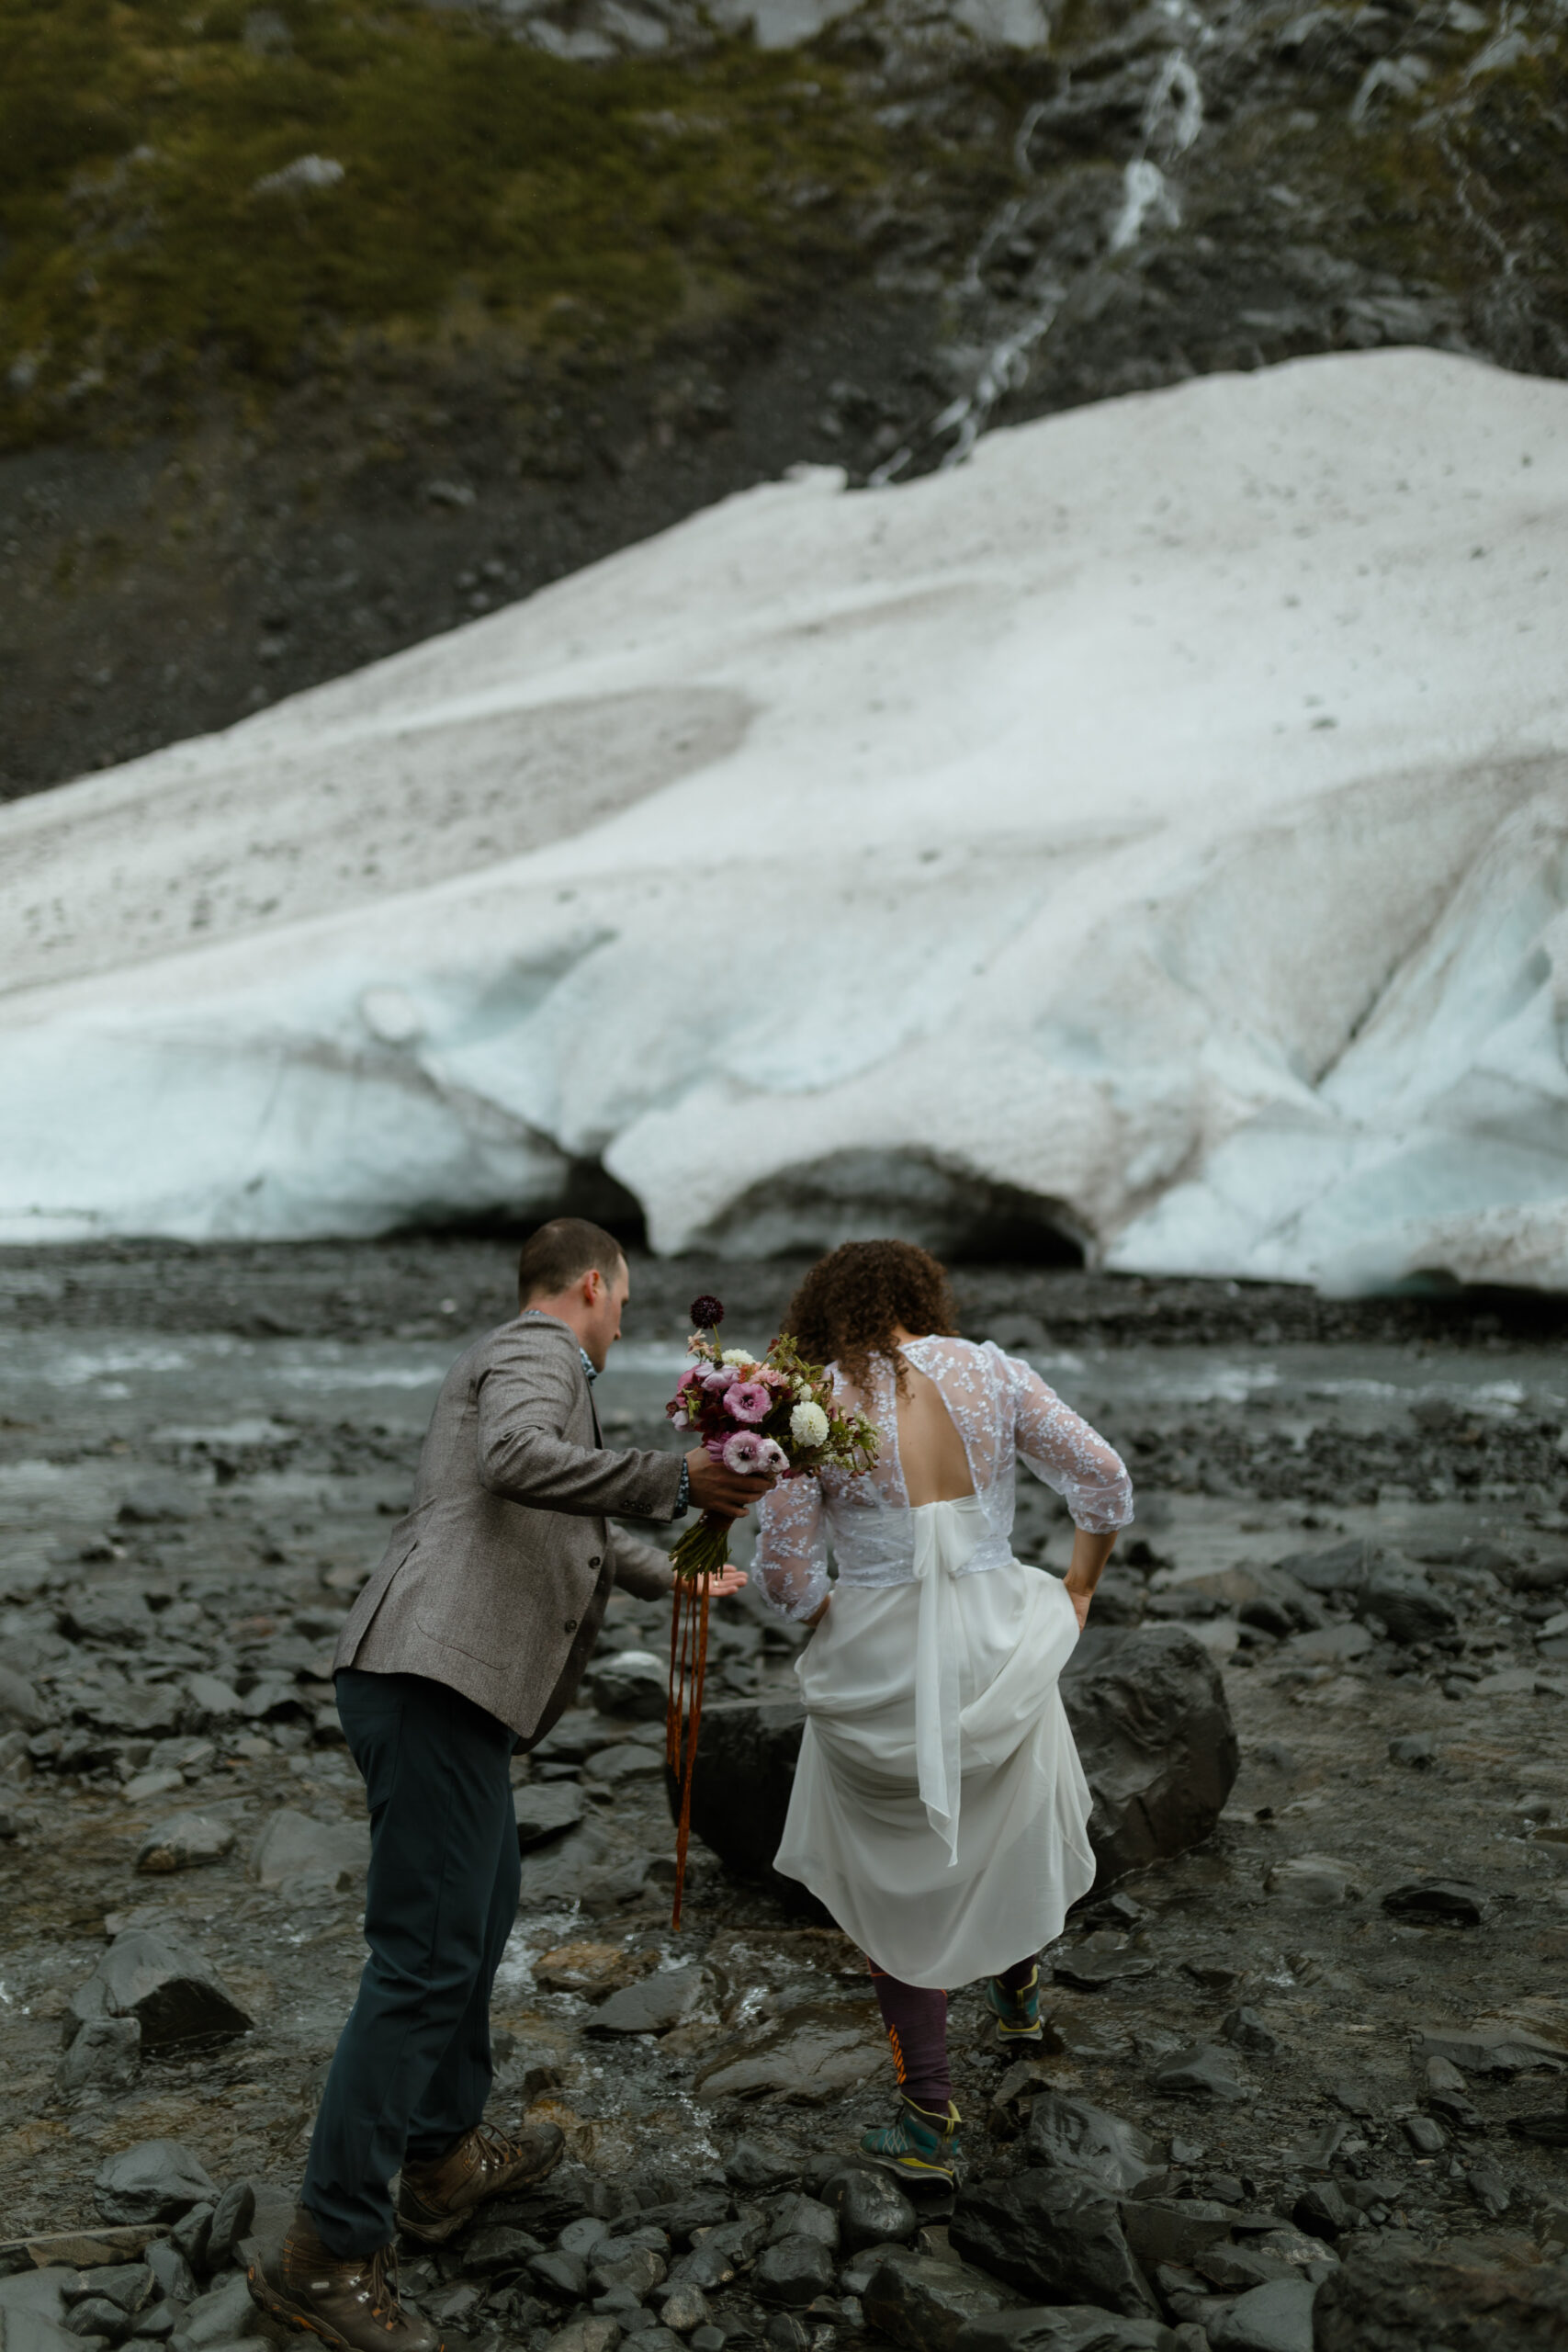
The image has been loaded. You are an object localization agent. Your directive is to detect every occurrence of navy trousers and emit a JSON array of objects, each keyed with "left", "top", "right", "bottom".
[{"left": 301, "top": 1668, "right": 521, "bottom": 2254}]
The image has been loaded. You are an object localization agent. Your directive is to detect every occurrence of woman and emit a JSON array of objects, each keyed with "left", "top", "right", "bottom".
[{"left": 751, "top": 1239, "right": 1133, "bottom": 2187}]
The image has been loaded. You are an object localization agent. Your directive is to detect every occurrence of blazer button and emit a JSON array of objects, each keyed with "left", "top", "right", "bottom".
[
  {"left": 588, "top": 1555, "right": 603, "bottom": 1569},
  {"left": 563, "top": 1616, "right": 578, "bottom": 1634}
]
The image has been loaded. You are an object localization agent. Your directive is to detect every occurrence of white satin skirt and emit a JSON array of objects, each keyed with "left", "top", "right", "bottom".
[{"left": 773, "top": 1496, "right": 1096, "bottom": 1989}]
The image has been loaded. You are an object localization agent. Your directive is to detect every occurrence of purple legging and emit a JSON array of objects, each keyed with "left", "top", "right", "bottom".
[{"left": 868, "top": 1953, "right": 1038, "bottom": 2108}]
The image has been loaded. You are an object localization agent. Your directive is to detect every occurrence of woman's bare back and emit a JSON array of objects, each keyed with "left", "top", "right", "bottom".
[{"left": 893, "top": 1350, "right": 975, "bottom": 1506}]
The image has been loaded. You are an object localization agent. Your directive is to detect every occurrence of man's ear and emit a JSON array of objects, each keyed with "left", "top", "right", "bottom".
[{"left": 582, "top": 1267, "right": 604, "bottom": 1304}]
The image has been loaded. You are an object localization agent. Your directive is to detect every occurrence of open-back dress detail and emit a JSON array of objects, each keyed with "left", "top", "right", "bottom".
[{"left": 751, "top": 1338, "right": 1134, "bottom": 1989}]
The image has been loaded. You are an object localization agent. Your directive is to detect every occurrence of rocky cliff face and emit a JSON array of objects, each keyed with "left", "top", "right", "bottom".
[{"left": 1, "top": 0, "right": 1562, "bottom": 794}]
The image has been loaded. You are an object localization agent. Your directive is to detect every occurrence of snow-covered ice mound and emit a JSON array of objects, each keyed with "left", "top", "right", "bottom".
[{"left": 5, "top": 348, "right": 1567, "bottom": 1289}]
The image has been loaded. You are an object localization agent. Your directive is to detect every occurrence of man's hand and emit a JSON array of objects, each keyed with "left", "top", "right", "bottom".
[
  {"left": 685, "top": 1448, "right": 777, "bottom": 1522},
  {"left": 696, "top": 1565, "right": 750, "bottom": 1599}
]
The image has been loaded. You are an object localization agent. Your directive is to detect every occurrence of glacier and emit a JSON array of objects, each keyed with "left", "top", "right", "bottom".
[{"left": 3, "top": 346, "right": 1567, "bottom": 1290}]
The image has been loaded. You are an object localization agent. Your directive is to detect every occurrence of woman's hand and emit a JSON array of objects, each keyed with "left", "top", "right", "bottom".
[
  {"left": 697, "top": 1566, "right": 750, "bottom": 1599},
  {"left": 805, "top": 1594, "right": 831, "bottom": 1629},
  {"left": 1064, "top": 1577, "right": 1093, "bottom": 1633}
]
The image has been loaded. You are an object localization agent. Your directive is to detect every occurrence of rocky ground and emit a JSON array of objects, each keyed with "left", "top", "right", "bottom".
[
  {"left": 3, "top": 1243, "right": 1568, "bottom": 2350},
  {"left": 3, "top": 0, "right": 1565, "bottom": 797}
]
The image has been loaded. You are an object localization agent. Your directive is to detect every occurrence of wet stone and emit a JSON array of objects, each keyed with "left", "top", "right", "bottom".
[
  {"left": 514, "top": 1781, "right": 586, "bottom": 1849},
  {"left": 765, "top": 2198, "right": 838, "bottom": 2252},
  {"left": 75, "top": 1929, "right": 252, "bottom": 2052},
  {"left": 1150, "top": 2046, "right": 1251, "bottom": 2103},
  {"left": 1207, "top": 2275, "right": 1317, "bottom": 2351},
  {"left": 531, "top": 2251, "right": 589, "bottom": 2301},
  {"left": 93, "top": 2143, "right": 217, "bottom": 2227},
  {"left": 1379, "top": 1879, "right": 1486, "bottom": 1926},
  {"left": 135, "top": 1814, "right": 236, "bottom": 1874},
  {"left": 861, "top": 2250, "right": 1023, "bottom": 2352},
  {"left": 462, "top": 2224, "right": 542, "bottom": 2276},
  {"left": 587, "top": 1652, "right": 667, "bottom": 1720},
  {"left": 64, "top": 2272, "right": 154, "bottom": 2320},
  {"left": 1023, "top": 2092, "right": 1163, "bottom": 2196},
  {"left": 1388, "top": 1734, "right": 1438, "bottom": 1768},
  {"left": 693, "top": 2002, "right": 885, "bottom": 2103},
  {"left": 953, "top": 2312, "right": 1173, "bottom": 2352},
  {"left": 583, "top": 1966, "right": 708, "bottom": 2036},
  {"left": 822, "top": 2168, "right": 918, "bottom": 2251},
  {"left": 725, "top": 2136, "right": 803, "bottom": 2193},
  {"left": 144, "top": 2247, "right": 197, "bottom": 2307},
  {"left": 1118, "top": 2200, "right": 1234, "bottom": 2270},
  {"left": 1314, "top": 2241, "right": 1568, "bottom": 2351},
  {"left": 753, "top": 2237, "right": 838, "bottom": 2307},
  {"left": 1222, "top": 2007, "right": 1284, "bottom": 2060},
  {"left": 652, "top": 2283, "right": 710, "bottom": 2335},
  {"left": 952, "top": 2172, "right": 1159, "bottom": 2319},
  {"left": 56, "top": 2015, "right": 141, "bottom": 2095}
]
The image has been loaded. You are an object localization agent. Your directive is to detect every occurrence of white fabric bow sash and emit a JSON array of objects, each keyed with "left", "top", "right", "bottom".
[{"left": 911, "top": 1497, "right": 983, "bottom": 1864}]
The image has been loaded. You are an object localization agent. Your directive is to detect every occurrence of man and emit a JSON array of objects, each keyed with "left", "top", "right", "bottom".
[{"left": 248, "top": 1219, "right": 767, "bottom": 2352}]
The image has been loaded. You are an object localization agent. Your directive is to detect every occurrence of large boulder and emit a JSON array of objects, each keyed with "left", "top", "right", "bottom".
[
  {"left": 950, "top": 2171, "right": 1159, "bottom": 2319},
  {"left": 1061, "top": 1626, "right": 1238, "bottom": 1883},
  {"left": 1312, "top": 2240, "right": 1568, "bottom": 2348},
  {"left": 679, "top": 1625, "right": 1237, "bottom": 1894}
]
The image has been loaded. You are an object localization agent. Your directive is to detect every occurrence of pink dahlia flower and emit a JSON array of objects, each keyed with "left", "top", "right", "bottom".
[
  {"left": 723, "top": 1430, "right": 769, "bottom": 1475},
  {"left": 725, "top": 1381, "right": 772, "bottom": 1424},
  {"left": 701, "top": 1365, "right": 735, "bottom": 1392}
]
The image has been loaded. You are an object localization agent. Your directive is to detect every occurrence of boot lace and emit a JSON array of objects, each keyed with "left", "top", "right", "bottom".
[
  {"left": 468, "top": 2121, "right": 525, "bottom": 2170},
  {"left": 365, "top": 2245, "right": 407, "bottom": 2331}
]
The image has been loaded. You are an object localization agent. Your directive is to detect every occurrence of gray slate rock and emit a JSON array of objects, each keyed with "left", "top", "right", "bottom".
[
  {"left": 93, "top": 2143, "right": 216, "bottom": 2226},
  {"left": 953, "top": 2312, "right": 1176, "bottom": 2352},
  {"left": 135, "top": 1815, "right": 236, "bottom": 1874},
  {"left": 766, "top": 2198, "right": 838, "bottom": 2251},
  {"left": 694, "top": 2001, "right": 886, "bottom": 2103},
  {"left": 1380, "top": 1879, "right": 1485, "bottom": 1926},
  {"left": 1055, "top": 1626, "right": 1240, "bottom": 1886},
  {"left": 1313, "top": 2241, "right": 1568, "bottom": 2348},
  {"left": 72, "top": 1931, "right": 251, "bottom": 2052},
  {"left": 0, "top": 2278, "right": 80, "bottom": 2329},
  {"left": 752, "top": 2239, "right": 837, "bottom": 2308},
  {"left": 588, "top": 1652, "right": 667, "bottom": 1720},
  {"left": 952, "top": 2172, "right": 1158, "bottom": 2318},
  {"left": 1118, "top": 2201, "right": 1234, "bottom": 2270},
  {"left": 725, "top": 2137, "right": 804, "bottom": 2193},
  {"left": 515, "top": 1782, "right": 587, "bottom": 1849},
  {"left": 63, "top": 2296, "right": 130, "bottom": 2341},
  {"left": 1414, "top": 2023, "right": 1566, "bottom": 2075},
  {"left": 1207, "top": 2276, "right": 1316, "bottom": 2352},
  {"left": 144, "top": 2247, "right": 197, "bottom": 2307},
  {"left": 0, "top": 1662, "right": 47, "bottom": 1732},
  {"left": 1024, "top": 2092, "right": 1163, "bottom": 2197},
  {"left": 822, "top": 2168, "right": 918, "bottom": 2252},
  {"left": 1270, "top": 1541, "right": 1376, "bottom": 1597},
  {"left": 0, "top": 2314, "right": 85, "bottom": 2352},
  {"left": 860, "top": 2252, "right": 1018, "bottom": 2350},
  {"left": 175, "top": 2275, "right": 259, "bottom": 2348},
  {"left": 57, "top": 2015, "right": 141, "bottom": 2094},
  {"left": 1357, "top": 1565, "right": 1456, "bottom": 1646},
  {"left": 248, "top": 1809, "right": 367, "bottom": 1894},
  {"left": 1222, "top": 2007, "right": 1284, "bottom": 2059},
  {"left": 1150, "top": 2046, "right": 1250, "bottom": 2102},
  {"left": 64, "top": 2271, "right": 153, "bottom": 2319},
  {"left": 584, "top": 1966, "right": 709, "bottom": 2036}
]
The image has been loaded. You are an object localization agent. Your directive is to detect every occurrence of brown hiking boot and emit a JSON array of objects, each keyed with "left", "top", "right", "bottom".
[
  {"left": 246, "top": 2209, "right": 442, "bottom": 2352},
  {"left": 397, "top": 2118, "right": 565, "bottom": 2244}
]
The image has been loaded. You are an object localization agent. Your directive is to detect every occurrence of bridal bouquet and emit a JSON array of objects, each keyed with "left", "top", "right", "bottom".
[
  {"left": 663, "top": 1293, "right": 877, "bottom": 1925},
  {"left": 666, "top": 1293, "right": 878, "bottom": 1582}
]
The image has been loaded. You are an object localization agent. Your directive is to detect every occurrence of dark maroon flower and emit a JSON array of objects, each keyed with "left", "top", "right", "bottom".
[{"left": 690, "top": 1294, "right": 725, "bottom": 1329}]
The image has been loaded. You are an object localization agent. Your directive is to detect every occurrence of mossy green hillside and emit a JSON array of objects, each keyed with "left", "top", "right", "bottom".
[{"left": 0, "top": 0, "right": 1006, "bottom": 450}]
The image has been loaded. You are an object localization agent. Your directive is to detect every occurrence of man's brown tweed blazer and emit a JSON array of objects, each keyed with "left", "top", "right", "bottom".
[{"left": 333, "top": 1310, "right": 682, "bottom": 1740}]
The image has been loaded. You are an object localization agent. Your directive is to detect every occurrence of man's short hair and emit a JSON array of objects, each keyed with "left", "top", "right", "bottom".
[{"left": 517, "top": 1217, "right": 626, "bottom": 1305}]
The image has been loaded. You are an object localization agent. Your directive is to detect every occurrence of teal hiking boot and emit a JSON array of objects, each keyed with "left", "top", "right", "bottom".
[
  {"left": 985, "top": 1963, "right": 1043, "bottom": 2048},
  {"left": 861, "top": 2096, "right": 962, "bottom": 2188}
]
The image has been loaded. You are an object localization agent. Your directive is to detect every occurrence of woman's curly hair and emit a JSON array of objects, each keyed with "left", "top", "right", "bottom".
[{"left": 781, "top": 1239, "right": 960, "bottom": 1394}]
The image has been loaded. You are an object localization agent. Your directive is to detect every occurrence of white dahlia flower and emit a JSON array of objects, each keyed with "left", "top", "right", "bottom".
[{"left": 791, "top": 1399, "right": 829, "bottom": 1448}]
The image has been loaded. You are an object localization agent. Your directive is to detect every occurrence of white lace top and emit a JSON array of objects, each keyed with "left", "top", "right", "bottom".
[{"left": 751, "top": 1336, "right": 1134, "bottom": 1622}]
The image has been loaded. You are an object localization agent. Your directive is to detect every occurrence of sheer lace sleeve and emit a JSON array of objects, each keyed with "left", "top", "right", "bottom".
[
  {"left": 752, "top": 1476, "right": 830, "bottom": 1622},
  {"left": 996, "top": 1346, "right": 1134, "bottom": 1532}
]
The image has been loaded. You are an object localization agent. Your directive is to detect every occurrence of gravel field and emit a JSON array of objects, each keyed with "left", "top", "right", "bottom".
[{"left": 3, "top": 1243, "right": 1567, "bottom": 2346}]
